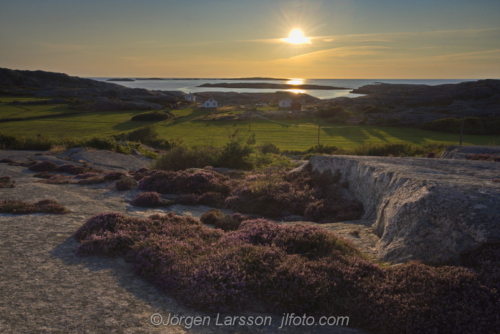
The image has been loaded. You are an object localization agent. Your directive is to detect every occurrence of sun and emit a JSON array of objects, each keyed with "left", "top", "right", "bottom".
[{"left": 283, "top": 29, "right": 311, "bottom": 44}]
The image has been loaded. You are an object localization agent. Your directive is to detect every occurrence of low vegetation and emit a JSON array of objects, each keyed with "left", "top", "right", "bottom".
[
  {"left": 422, "top": 116, "right": 500, "bottom": 135},
  {"left": 0, "top": 176, "right": 15, "bottom": 188},
  {"left": 0, "top": 199, "right": 70, "bottom": 214},
  {"left": 131, "top": 110, "right": 172, "bottom": 122},
  {"left": 74, "top": 212, "right": 500, "bottom": 334},
  {"left": 137, "top": 166, "right": 363, "bottom": 222}
]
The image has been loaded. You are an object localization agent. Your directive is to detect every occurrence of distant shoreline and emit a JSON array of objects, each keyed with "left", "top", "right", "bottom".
[{"left": 197, "top": 82, "right": 350, "bottom": 90}]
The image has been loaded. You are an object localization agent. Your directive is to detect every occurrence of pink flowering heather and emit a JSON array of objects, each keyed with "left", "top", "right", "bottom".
[
  {"left": 28, "top": 161, "right": 57, "bottom": 172},
  {"left": 0, "top": 176, "right": 15, "bottom": 188},
  {"left": 54, "top": 164, "right": 86, "bottom": 174},
  {"left": 130, "top": 192, "right": 164, "bottom": 207},
  {"left": 0, "top": 199, "right": 70, "bottom": 214}
]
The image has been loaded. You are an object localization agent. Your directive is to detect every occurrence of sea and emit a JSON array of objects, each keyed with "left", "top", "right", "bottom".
[{"left": 90, "top": 78, "right": 475, "bottom": 100}]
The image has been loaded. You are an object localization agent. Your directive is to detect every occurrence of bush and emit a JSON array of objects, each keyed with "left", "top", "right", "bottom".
[
  {"left": 152, "top": 145, "right": 220, "bottom": 171},
  {"left": 315, "top": 106, "right": 345, "bottom": 118},
  {"left": 115, "top": 176, "right": 138, "bottom": 191},
  {"left": 122, "top": 125, "right": 157, "bottom": 142},
  {"left": 422, "top": 117, "right": 500, "bottom": 135},
  {"left": 355, "top": 261, "right": 500, "bottom": 334},
  {"left": 200, "top": 209, "right": 225, "bottom": 225},
  {"left": 138, "top": 170, "right": 230, "bottom": 195},
  {"left": 0, "top": 199, "right": 70, "bottom": 214},
  {"left": 0, "top": 176, "right": 15, "bottom": 188},
  {"left": 257, "top": 142, "right": 281, "bottom": 154},
  {"left": 103, "top": 171, "right": 127, "bottom": 181},
  {"left": 75, "top": 212, "right": 500, "bottom": 331},
  {"left": 130, "top": 192, "right": 164, "bottom": 207},
  {"left": 77, "top": 176, "right": 106, "bottom": 185},
  {"left": 131, "top": 111, "right": 172, "bottom": 122},
  {"left": 28, "top": 161, "right": 58, "bottom": 172},
  {"left": 54, "top": 164, "right": 86, "bottom": 174}
]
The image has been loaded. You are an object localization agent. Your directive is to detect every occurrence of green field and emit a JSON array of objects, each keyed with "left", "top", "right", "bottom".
[{"left": 1, "top": 104, "right": 499, "bottom": 150}]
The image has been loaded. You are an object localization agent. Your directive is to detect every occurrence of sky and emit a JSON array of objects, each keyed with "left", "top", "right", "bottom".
[{"left": 0, "top": 0, "right": 499, "bottom": 79}]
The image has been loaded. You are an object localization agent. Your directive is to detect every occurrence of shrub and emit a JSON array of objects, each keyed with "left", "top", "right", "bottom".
[
  {"left": 197, "top": 191, "right": 225, "bottom": 207},
  {"left": 131, "top": 111, "right": 172, "bottom": 122},
  {"left": 130, "top": 192, "right": 164, "bottom": 207},
  {"left": 200, "top": 209, "right": 225, "bottom": 225},
  {"left": 54, "top": 164, "right": 86, "bottom": 174},
  {"left": 269, "top": 253, "right": 382, "bottom": 314},
  {"left": 115, "top": 176, "right": 138, "bottom": 191},
  {"left": 213, "top": 215, "right": 243, "bottom": 231},
  {"left": 138, "top": 170, "right": 230, "bottom": 195},
  {"left": 421, "top": 117, "right": 500, "bottom": 135},
  {"left": 103, "top": 171, "right": 127, "bottom": 181},
  {"left": 122, "top": 125, "right": 161, "bottom": 144},
  {"left": 82, "top": 136, "right": 117, "bottom": 150},
  {"left": 354, "top": 261, "right": 500, "bottom": 334},
  {"left": 33, "top": 172, "right": 53, "bottom": 179},
  {"left": 153, "top": 145, "right": 220, "bottom": 171},
  {"left": 256, "top": 142, "right": 281, "bottom": 155},
  {"left": 0, "top": 176, "right": 15, "bottom": 188},
  {"left": 0, "top": 199, "right": 70, "bottom": 214},
  {"left": 77, "top": 176, "right": 106, "bottom": 185},
  {"left": 227, "top": 220, "right": 363, "bottom": 259},
  {"left": 74, "top": 172, "right": 101, "bottom": 179},
  {"left": 28, "top": 161, "right": 58, "bottom": 172},
  {"left": 37, "top": 174, "right": 73, "bottom": 184},
  {"left": 315, "top": 106, "right": 345, "bottom": 118}
]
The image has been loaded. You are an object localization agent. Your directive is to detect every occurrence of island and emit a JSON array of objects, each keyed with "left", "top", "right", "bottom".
[
  {"left": 106, "top": 78, "right": 135, "bottom": 82},
  {"left": 197, "top": 82, "right": 350, "bottom": 90},
  {"left": 135, "top": 78, "right": 166, "bottom": 80}
]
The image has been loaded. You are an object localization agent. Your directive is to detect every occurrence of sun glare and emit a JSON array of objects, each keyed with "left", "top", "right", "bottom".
[{"left": 283, "top": 29, "right": 311, "bottom": 44}]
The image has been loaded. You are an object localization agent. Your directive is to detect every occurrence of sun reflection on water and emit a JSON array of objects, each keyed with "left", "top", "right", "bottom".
[
  {"left": 287, "top": 78, "right": 304, "bottom": 85},
  {"left": 286, "top": 89, "right": 305, "bottom": 94}
]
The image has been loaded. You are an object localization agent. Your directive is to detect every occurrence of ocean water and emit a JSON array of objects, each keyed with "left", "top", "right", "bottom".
[{"left": 90, "top": 78, "right": 475, "bottom": 100}]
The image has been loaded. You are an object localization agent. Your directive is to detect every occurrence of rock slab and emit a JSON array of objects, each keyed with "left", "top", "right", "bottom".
[{"left": 306, "top": 155, "right": 500, "bottom": 263}]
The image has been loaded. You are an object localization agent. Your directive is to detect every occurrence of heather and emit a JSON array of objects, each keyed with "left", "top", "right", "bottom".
[
  {"left": 74, "top": 212, "right": 500, "bottom": 333},
  {"left": 130, "top": 192, "right": 170, "bottom": 207},
  {"left": 354, "top": 261, "right": 500, "bottom": 334},
  {"left": 0, "top": 199, "right": 70, "bottom": 214},
  {"left": 115, "top": 176, "right": 137, "bottom": 191},
  {"left": 28, "top": 160, "right": 58, "bottom": 172},
  {"left": 74, "top": 211, "right": 500, "bottom": 332},
  {"left": 200, "top": 209, "right": 249, "bottom": 231},
  {"left": 0, "top": 175, "right": 15, "bottom": 188},
  {"left": 225, "top": 167, "right": 364, "bottom": 221},
  {"left": 54, "top": 164, "right": 87, "bottom": 174},
  {"left": 137, "top": 167, "right": 363, "bottom": 223},
  {"left": 138, "top": 170, "right": 231, "bottom": 196}
]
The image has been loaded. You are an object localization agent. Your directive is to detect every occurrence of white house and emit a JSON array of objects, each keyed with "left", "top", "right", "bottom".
[
  {"left": 201, "top": 97, "right": 218, "bottom": 109},
  {"left": 184, "top": 93, "right": 196, "bottom": 102},
  {"left": 279, "top": 97, "right": 293, "bottom": 108}
]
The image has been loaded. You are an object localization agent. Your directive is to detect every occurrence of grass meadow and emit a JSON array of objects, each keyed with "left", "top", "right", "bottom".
[{"left": 1, "top": 103, "right": 499, "bottom": 150}]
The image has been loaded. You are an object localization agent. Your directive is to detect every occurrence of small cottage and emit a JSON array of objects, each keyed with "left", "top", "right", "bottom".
[
  {"left": 279, "top": 97, "right": 293, "bottom": 108},
  {"left": 201, "top": 97, "right": 218, "bottom": 109}
]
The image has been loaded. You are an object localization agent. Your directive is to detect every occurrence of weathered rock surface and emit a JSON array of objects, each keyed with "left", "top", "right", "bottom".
[
  {"left": 440, "top": 145, "right": 500, "bottom": 160},
  {"left": 306, "top": 154, "right": 500, "bottom": 263}
]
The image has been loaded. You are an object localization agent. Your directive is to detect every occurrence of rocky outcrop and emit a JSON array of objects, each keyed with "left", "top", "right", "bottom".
[
  {"left": 306, "top": 154, "right": 500, "bottom": 263},
  {"left": 440, "top": 145, "right": 500, "bottom": 160},
  {"left": 335, "top": 80, "right": 500, "bottom": 126}
]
